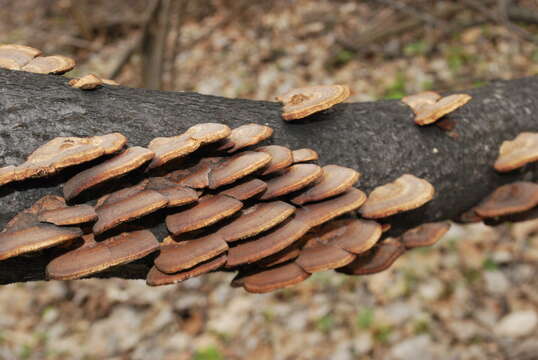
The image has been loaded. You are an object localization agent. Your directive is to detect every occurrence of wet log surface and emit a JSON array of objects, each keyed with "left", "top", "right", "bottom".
[{"left": 1, "top": 68, "right": 538, "bottom": 283}]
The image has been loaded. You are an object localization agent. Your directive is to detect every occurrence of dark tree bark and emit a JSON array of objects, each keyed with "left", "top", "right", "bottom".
[{"left": 1, "top": 69, "right": 538, "bottom": 284}]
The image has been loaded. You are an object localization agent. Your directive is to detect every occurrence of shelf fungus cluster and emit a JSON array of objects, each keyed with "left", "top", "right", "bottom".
[
  {"left": 402, "top": 91, "right": 471, "bottom": 126},
  {"left": 0, "top": 122, "right": 450, "bottom": 293}
]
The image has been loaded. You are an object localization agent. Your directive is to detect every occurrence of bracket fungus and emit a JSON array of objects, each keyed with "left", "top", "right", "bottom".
[
  {"left": 402, "top": 91, "right": 471, "bottom": 126},
  {"left": 277, "top": 84, "right": 350, "bottom": 121},
  {"left": 22, "top": 55, "right": 76, "bottom": 74},
  {"left": 291, "top": 148, "right": 319, "bottom": 163},
  {"left": 147, "top": 254, "right": 227, "bottom": 286},
  {"left": 314, "top": 219, "right": 382, "bottom": 255},
  {"left": 296, "top": 244, "right": 355, "bottom": 273},
  {"left": 208, "top": 151, "right": 271, "bottom": 189},
  {"left": 401, "top": 222, "right": 450, "bottom": 249},
  {"left": 494, "top": 132, "right": 538, "bottom": 172},
  {"left": 69, "top": 74, "right": 103, "bottom": 90},
  {"left": 218, "top": 124, "right": 273, "bottom": 152},
  {"left": 260, "top": 164, "right": 323, "bottom": 200},
  {"left": 46, "top": 231, "right": 159, "bottom": 280},
  {"left": 220, "top": 179, "right": 268, "bottom": 201},
  {"left": 255, "top": 145, "right": 294, "bottom": 175},
  {"left": 471, "top": 182, "right": 538, "bottom": 218},
  {"left": 240, "top": 262, "right": 311, "bottom": 293},
  {"left": 338, "top": 237, "right": 406, "bottom": 275},
  {"left": 0, "top": 44, "right": 42, "bottom": 70},
  {"left": 38, "top": 204, "right": 97, "bottom": 226},
  {"left": 359, "top": 174, "right": 435, "bottom": 219}
]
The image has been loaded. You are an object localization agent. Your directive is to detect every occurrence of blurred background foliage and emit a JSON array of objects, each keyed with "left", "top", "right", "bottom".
[{"left": 1, "top": 0, "right": 538, "bottom": 359}]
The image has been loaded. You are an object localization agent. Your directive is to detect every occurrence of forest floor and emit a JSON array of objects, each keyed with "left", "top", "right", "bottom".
[{"left": 1, "top": 1, "right": 538, "bottom": 359}]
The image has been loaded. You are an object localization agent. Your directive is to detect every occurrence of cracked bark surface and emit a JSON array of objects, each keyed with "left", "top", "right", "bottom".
[{"left": 1, "top": 68, "right": 538, "bottom": 284}]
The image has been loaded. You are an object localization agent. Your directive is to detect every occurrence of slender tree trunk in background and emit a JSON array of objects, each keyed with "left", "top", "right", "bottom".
[{"left": 1, "top": 69, "right": 538, "bottom": 283}]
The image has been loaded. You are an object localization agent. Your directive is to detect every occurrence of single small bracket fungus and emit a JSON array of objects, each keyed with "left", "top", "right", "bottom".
[
  {"left": 359, "top": 174, "right": 435, "bottom": 219},
  {"left": 218, "top": 123, "right": 273, "bottom": 153},
  {"left": 38, "top": 204, "right": 97, "bottom": 226},
  {"left": 147, "top": 254, "right": 227, "bottom": 286},
  {"left": 154, "top": 234, "right": 228, "bottom": 274},
  {"left": 260, "top": 163, "right": 323, "bottom": 200},
  {"left": 241, "top": 262, "right": 311, "bottom": 293},
  {"left": 21, "top": 55, "right": 76, "bottom": 74},
  {"left": 63, "top": 146, "right": 155, "bottom": 201},
  {"left": 494, "top": 132, "right": 538, "bottom": 172},
  {"left": 277, "top": 84, "right": 350, "bottom": 121},
  {"left": 291, "top": 165, "right": 360, "bottom": 205},
  {"left": 255, "top": 145, "right": 294, "bottom": 175},
  {"left": 291, "top": 148, "right": 319, "bottom": 163},
  {"left": 46, "top": 231, "right": 160, "bottom": 280},
  {"left": 0, "top": 44, "right": 42, "bottom": 70},
  {"left": 472, "top": 182, "right": 538, "bottom": 218},
  {"left": 217, "top": 201, "right": 296, "bottom": 243},
  {"left": 69, "top": 74, "right": 103, "bottom": 90},
  {"left": 165, "top": 195, "right": 243, "bottom": 235},
  {"left": 208, "top": 151, "right": 272, "bottom": 189},
  {"left": 400, "top": 222, "right": 450, "bottom": 249},
  {"left": 144, "top": 177, "right": 198, "bottom": 207},
  {"left": 295, "top": 244, "right": 355, "bottom": 273},
  {"left": 314, "top": 218, "right": 382, "bottom": 255},
  {"left": 219, "top": 179, "right": 268, "bottom": 201},
  {"left": 10, "top": 133, "right": 127, "bottom": 183},
  {"left": 337, "top": 237, "right": 406, "bottom": 275},
  {"left": 225, "top": 218, "right": 310, "bottom": 267},
  {"left": 402, "top": 91, "right": 471, "bottom": 126}
]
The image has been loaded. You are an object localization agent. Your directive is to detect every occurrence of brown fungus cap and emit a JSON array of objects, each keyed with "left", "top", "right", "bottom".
[
  {"left": 165, "top": 195, "right": 243, "bottom": 235},
  {"left": 147, "top": 254, "right": 226, "bottom": 286},
  {"left": 260, "top": 164, "right": 323, "bottom": 200},
  {"left": 401, "top": 222, "right": 450, "bottom": 249},
  {"left": 494, "top": 132, "right": 538, "bottom": 172},
  {"left": 315, "top": 218, "right": 382, "bottom": 255},
  {"left": 225, "top": 218, "right": 310, "bottom": 267},
  {"left": 21, "top": 55, "right": 76, "bottom": 74},
  {"left": 208, "top": 151, "right": 272, "bottom": 189},
  {"left": 277, "top": 84, "right": 350, "bottom": 121},
  {"left": 242, "top": 262, "right": 310, "bottom": 293},
  {"left": 13, "top": 133, "right": 127, "bottom": 182},
  {"left": 38, "top": 204, "right": 97, "bottom": 226},
  {"left": 291, "top": 165, "right": 360, "bottom": 205},
  {"left": 165, "top": 157, "right": 221, "bottom": 189},
  {"left": 0, "top": 44, "right": 42, "bottom": 70},
  {"left": 93, "top": 189, "right": 168, "bottom": 235},
  {"left": 412, "top": 94, "right": 472, "bottom": 126},
  {"left": 401, "top": 91, "right": 441, "bottom": 109},
  {"left": 295, "top": 188, "right": 367, "bottom": 228},
  {"left": 217, "top": 201, "right": 296, "bottom": 243},
  {"left": 154, "top": 234, "right": 228, "bottom": 274},
  {"left": 295, "top": 244, "right": 355, "bottom": 273},
  {"left": 63, "top": 146, "right": 155, "bottom": 200},
  {"left": 255, "top": 145, "right": 293, "bottom": 175},
  {"left": 0, "top": 165, "right": 15, "bottom": 187},
  {"left": 185, "top": 123, "right": 231, "bottom": 144},
  {"left": 46, "top": 230, "right": 159, "bottom": 280},
  {"left": 220, "top": 179, "right": 267, "bottom": 201},
  {"left": 218, "top": 124, "right": 273, "bottom": 153},
  {"left": 359, "top": 174, "right": 435, "bottom": 219},
  {"left": 338, "top": 237, "right": 405, "bottom": 275},
  {"left": 292, "top": 148, "right": 319, "bottom": 163},
  {"left": 68, "top": 74, "right": 103, "bottom": 90},
  {"left": 472, "top": 182, "right": 538, "bottom": 218},
  {"left": 145, "top": 177, "right": 198, "bottom": 207}
]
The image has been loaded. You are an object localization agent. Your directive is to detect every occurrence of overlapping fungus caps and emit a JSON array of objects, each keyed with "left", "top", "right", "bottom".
[
  {"left": 296, "top": 244, "right": 355, "bottom": 273},
  {"left": 144, "top": 177, "right": 198, "bottom": 207},
  {"left": 260, "top": 164, "right": 323, "bottom": 200},
  {"left": 154, "top": 234, "right": 228, "bottom": 274},
  {"left": 220, "top": 179, "right": 267, "bottom": 201},
  {"left": 46, "top": 230, "right": 160, "bottom": 280},
  {"left": 241, "top": 262, "right": 311, "bottom": 293},
  {"left": 494, "top": 132, "right": 538, "bottom": 172},
  {"left": 291, "top": 148, "right": 319, "bottom": 163},
  {"left": 314, "top": 218, "right": 382, "bottom": 255},
  {"left": 165, "top": 195, "right": 243, "bottom": 235},
  {"left": 402, "top": 91, "right": 472, "bottom": 126},
  {"left": 295, "top": 188, "right": 367, "bottom": 228},
  {"left": 0, "top": 44, "right": 42, "bottom": 70},
  {"left": 277, "top": 84, "right": 350, "bottom": 121},
  {"left": 69, "top": 74, "right": 103, "bottom": 90},
  {"left": 217, "top": 201, "right": 296, "bottom": 243},
  {"left": 225, "top": 218, "right": 310, "bottom": 267},
  {"left": 9, "top": 133, "right": 127, "bottom": 183},
  {"left": 255, "top": 145, "right": 293, "bottom": 175},
  {"left": 471, "top": 182, "right": 538, "bottom": 218},
  {"left": 147, "top": 254, "right": 227, "bottom": 286},
  {"left": 218, "top": 124, "right": 273, "bottom": 152},
  {"left": 359, "top": 174, "right": 435, "bottom": 219},
  {"left": 22, "top": 55, "right": 76, "bottom": 74},
  {"left": 338, "top": 237, "right": 406, "bottom": 275},
  {"left": 147, "top": 123, "right": 231, "bottom": 169},
  {"left": 291, "top": 165, "right": 360, "bottom": 205},
  {"left": 401, "top": 222, "right": 450, "bottom": 249},
  {"left": 63, "top": 146, "right": 154, "bottom": 200},
  {"left": 208, "top": 151, "right": 271, "bottom": 189},
  {"left": 93, "top": 189, "right": 168, "bottom": 234}
]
